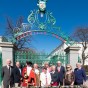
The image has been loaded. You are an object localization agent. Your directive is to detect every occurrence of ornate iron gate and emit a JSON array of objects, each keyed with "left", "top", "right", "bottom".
[{"left": 14, "top": 50, "right": 68, "bottom": 67}]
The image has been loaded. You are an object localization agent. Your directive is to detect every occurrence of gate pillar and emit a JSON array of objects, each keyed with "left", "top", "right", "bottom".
[
  {"left": 65, "top": 46, "right": 80, "bottom": 69},
  {"left": 0, "top": 42, "right": 14, "bottom": 66}
]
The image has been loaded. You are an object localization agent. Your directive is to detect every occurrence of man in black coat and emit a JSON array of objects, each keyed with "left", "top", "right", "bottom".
[
  {"left": 12, "top": 61, "right": 22, "bottom": 87},
  {"left": 1, "top": 59, "right": 14, "bottom": 88},
  {"left": 56, "top": 61, "right": 65, "bottom": 86}
]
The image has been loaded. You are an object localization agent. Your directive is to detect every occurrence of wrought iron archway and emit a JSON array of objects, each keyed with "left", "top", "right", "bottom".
[
  {"left": 12, "top": 0, "right": 73, "bottom": 68},
  {"left": 9, "top": 0, "right": 74, "bottom": 46}
]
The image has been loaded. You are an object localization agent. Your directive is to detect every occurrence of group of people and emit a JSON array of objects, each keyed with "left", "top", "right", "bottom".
[{"left": 1, "top": 59, "right": 87, "bottom": 88}]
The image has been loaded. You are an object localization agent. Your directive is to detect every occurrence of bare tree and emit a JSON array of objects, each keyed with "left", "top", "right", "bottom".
[
  {"left": 4, "top": 16, "right": 32, "bottom": 50},
  {"left": 73, "top": 28, "right": 88, "bottom": 65}
]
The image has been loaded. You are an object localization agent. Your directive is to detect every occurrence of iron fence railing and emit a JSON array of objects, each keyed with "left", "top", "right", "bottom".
[{"left": 14, "top": 51, "right": 68, "bottom": 67}]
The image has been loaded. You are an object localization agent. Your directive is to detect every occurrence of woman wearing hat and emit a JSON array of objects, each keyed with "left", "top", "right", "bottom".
[{"left": 63, "top": 64, "right": 75, "bottom": 87}]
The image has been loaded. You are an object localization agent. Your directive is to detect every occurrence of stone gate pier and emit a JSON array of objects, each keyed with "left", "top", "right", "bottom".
[
  {"left": 65, "top": 46, "right": 81, "bottom": 69},
  {"left": 0, "top": 36, "right": 14, "bottom": 66}
]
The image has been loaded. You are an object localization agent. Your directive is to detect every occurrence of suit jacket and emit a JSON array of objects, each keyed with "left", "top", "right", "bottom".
[
  {"left": 12, "top": 66, "right": 22, "bottom": 83},
  {"left": 51, "top": 71, "right": 58, "bottom": 83},
  {"left": 1, "top": 66, "right": 14, "bottom": 87},
  {"left": 56, "top": 66, "right": 65, "bottom": 82},
  {"left": 74, "top": 68, "right": 87, "bottom": 84}
]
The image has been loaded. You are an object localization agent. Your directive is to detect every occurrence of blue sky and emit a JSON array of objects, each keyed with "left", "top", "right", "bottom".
[{"left": 0, "top": 0, "right": 88, "bottom": 53}]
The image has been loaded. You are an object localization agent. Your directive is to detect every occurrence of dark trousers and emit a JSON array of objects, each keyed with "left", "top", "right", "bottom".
[
  {"left": 3, "top": 84, "right": 13, "bottom": 88},
  {"left": 58, "top": 81, "right": 63, "bottom": 86},
  {"left": 74, "top": 81, "right": 83, "bottom": 85},
  {"left": 59, "top": 81, "right": 63, "bottom": 85}
]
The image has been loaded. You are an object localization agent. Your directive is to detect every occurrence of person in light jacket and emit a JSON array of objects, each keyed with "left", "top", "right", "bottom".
[{"left": 40, "top": 67, "right": 51, "bottom": 87}]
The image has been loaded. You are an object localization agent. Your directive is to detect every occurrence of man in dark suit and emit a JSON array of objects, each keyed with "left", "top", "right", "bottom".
[
  {"left": 12, "top": 61, "right": 22, "bottom": 87},
  {"left": 1, "top": 59, "right": 14, "bottom": 88},
  {"left": 56, "top": 61, "right": 65, "bottom": 86}
]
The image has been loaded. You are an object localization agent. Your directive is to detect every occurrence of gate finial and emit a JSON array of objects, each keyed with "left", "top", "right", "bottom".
[{"left": 37, "top": 0, "right": 47, "bottom": 17}]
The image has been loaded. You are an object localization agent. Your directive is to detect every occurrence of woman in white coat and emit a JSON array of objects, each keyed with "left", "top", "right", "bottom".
[{"left": 40, "top": 67, "right": 51, "bottom": 87}]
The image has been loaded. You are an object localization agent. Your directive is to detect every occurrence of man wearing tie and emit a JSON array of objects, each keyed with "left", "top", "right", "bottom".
[
  {"left": 1, "top": 59, "right": 14, "bottom": 88},
  {"left": 56, "top": 61, "right": 65, "bottom": 86},
  {"left": 12, "top": 62, "right": 22, "bottom": 87}
]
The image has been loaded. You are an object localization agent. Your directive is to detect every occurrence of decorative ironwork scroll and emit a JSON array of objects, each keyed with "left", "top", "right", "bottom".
[{"left": 9, "top": 0, "right": 75, "bottom": 46}]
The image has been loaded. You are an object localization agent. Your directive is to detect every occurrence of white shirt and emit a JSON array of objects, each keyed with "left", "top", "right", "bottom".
[
  {"left": 7, "top": 65, "right": 10, "bottom": 69},
  {"left": 57, "top": 66, "right": 61, "bottom": 72},
  {"left": 35, "top": 69, "right": 39, "bottom": 74},
  {"left": 18, "top": 68, "right": 21, "bottom": 74},
  {"left": 27, "top": 66, "right": 32, "bottom": 76},
  {"left": 40, "top": 72, "right": 51, "bottom": 87},
  {"left": 52, "top": 71, "right": 55, "bottom": 74}
]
